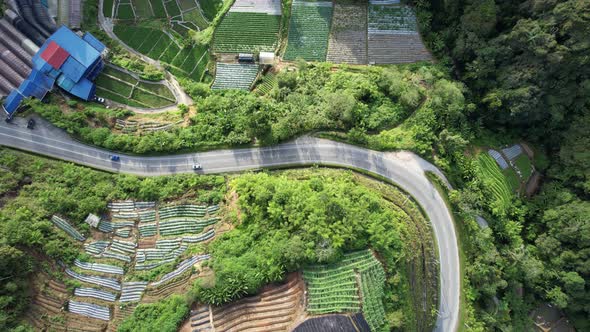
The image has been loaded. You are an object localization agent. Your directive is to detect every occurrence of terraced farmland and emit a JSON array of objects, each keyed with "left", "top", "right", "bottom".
[
  {"left": 368, "top": 3, "right": 432, "bottom": 64},
  {"left": 284, "top": 0, "right": 334, "bottom": 61},
  {"left": 113, "top": 24, "right": 208, "bottom": 81},
  {"left": 106, "top": 0, "right": 210, "bottom": 32},
  {"left": 95, "top": 66, "right": 176, "bottom": 108},
  {"left": 477, "top": 154, "right": 513, "bottom": 214},
  {"left": 303, "top": 250, "right": 386, "bottom": 330},
  {"left": 326, "top": 2, "right": 368, "bottom": 64},
  {"left": 254, "top": 72, "right": 277, "bottom": 96},
  {"left": 212, "top": 63, "right": 259, "bottom": 90},
  {"left": 213, "top": 12, "right": 281, "bottom": 53},
  {"left": 210, "top": 273, "right": 304, "bottom": 331}
]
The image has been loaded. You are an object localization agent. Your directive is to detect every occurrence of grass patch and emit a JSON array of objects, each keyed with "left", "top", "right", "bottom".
[
  {"left": 514, "top": 154, "right": 533, "bottom": 180},
  {"left": 150, "top": 0, "right": 167, "bottom": 18},
  {"left": 184, "top": 8, "right": 209, "bottom": 30},
  {"left": 198, "top": 0, "right": 223, "bottom": 21},
  {"left": 95, "top": 74, "right": 134, "bottom": 97},
  {"left": 503, "top": 167, "right": 521, "bottom": 192},
  {"left": 117, "top": 3, "right": 135, "bottom": 20},
  {"left": 103, "top": 0, "right": 114, "bottom": 17},
  {"left": 138, "top": 81, "right": 175, "bottom": 100},
  {"left": 132, "top": 89, "right": 175, "bottom": 108}
]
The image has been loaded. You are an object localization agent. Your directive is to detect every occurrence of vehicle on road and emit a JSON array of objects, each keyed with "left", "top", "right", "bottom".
[
  {"left": 192, "top": 164, "right": 202, "bottom": 170},
  {"left": 110, "top": 155, "right": 120, "bottom": 161},
  {"left": 27, "top": 119, "right": 35, "bottom": 129}
]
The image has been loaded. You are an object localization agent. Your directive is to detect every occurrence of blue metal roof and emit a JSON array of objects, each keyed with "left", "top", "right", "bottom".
[
  {"left": 3, "top": 91, "right": 24, "bottom": 115},
  {"left": 61, "top": 56, "right": 86, "bottom": 82},
  {"left": 83, "top": 32, "right": 106, "bottom": 53},
  {"left": 47, "top": 26, "right": 101, "bottom": 70},
  {"left": 69, "top": 78, "right": 95, "bottom": 100},
  {"left": 3, "top": 26, "right": 105, "bottom": 117}
]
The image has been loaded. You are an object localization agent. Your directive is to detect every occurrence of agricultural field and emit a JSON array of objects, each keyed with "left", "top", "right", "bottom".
[
  {"left": 284, "top": 0, "right": 333, "bottom": 61},
  {"left": 96, "top": 66, "right": 176, "bottom": 108},
  {"left": 198, "top": 0, "right": 224, "bottom": 21},
  {"left": 213, "top": 12, "right": 281, "bottom": 53},
  {"left": 303, "top": 250, "right": 386, "bottom": 331},
  {"left": 254, "top": 72, "right": 277, "bottom": 96},
  {"left": 106, "top": 0, "right": 210, "bottom": 32},
  {"left": 367, "top": 3, "right": 432, "bottom": 64},
  {"left": 326, "top": 2, "right": 368, "bottom": 64},
  {"left": 113, "top": 24, "right": 209, "bottom": 81},
  {"left": 24, "top": 199, "right": 219, "bottom": 330},
  {"left": 212, "top": 63, "right": 259, "bottom": 90},
  {"left": 477, "top": 153, "right": 514, "bottom": 214}
]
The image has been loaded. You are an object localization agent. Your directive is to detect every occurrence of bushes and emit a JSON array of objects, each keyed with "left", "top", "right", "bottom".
[
  {"left": 193, "top": 170, "right": 409, "bottom": 314},
  {"left": 117, "top": 295, "right": 189, "bottom": 332}
]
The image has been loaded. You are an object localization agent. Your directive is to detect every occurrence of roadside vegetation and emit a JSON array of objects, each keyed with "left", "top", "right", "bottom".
[
  {"left": 33, "top": 62, "right": 468, "bottom": 157},
  {"left": 191, "top": 169, "right": 438, "bottom": 331},
  {"left": 0, "top": 151, "right": 435, "bottom": 331}
]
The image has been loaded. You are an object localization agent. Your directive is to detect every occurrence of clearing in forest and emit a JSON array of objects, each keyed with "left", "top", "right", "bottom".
[
  {"left": 303, "top": 250, "right": 386, "bottom": 331},
  {"left": 284, "top": 0, "right": 333, "bottom": 61},
  {"left": 326, "top": 1, "right": 368, "bottom": 65},
  {"left": 367, "top": 2, "right": 432, "bottom": 64},
  {"left": 95, "top": 66, "right": 176, "bottom": 108}
]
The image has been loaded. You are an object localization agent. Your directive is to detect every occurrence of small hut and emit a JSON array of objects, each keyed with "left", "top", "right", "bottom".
[
  {"left": 259, "top": 52, "right": 275, "bottom": 65},
  {"left": 85, "top": 213, "right": 100, "bottom": 228}
]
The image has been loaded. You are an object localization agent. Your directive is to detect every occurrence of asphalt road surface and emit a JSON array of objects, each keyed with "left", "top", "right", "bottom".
[{"left": 0, "top": 116, "right": 460, "bottom": 332}]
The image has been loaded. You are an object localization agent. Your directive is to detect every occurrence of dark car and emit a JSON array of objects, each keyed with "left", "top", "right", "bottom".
[
  {"left": 27, "top": 119, "right": 35, "bottom": 129},
  {"left": 110, "top": 155, "right": 120, "bottom": 161}
]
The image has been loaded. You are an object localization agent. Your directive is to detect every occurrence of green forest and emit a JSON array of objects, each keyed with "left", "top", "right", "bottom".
[{"left": 410, "top": 0, "right": 590, "bottom": 330}]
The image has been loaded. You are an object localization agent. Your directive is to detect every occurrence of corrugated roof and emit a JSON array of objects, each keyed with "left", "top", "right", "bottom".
[
  {"left": 2, "top": 91, "right": 24, "bottom": 115},
  {"left": 82, "top": 32, "right": 106, "bottom": 53},
  {"left": 69, "top": 77, "right": 94, "bottom": 100},
  {"left": 47, "top": 26, "right": 100, "bottom": 69},
  {"left": 40, "top": 41, "right": 70, "bottom": 69},
  {"left": 61, "top": 56, "right": 86, "bottom": 82}
]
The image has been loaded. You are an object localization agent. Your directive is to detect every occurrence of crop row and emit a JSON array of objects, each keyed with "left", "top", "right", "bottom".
[
  {"left": 213, "top": 12, "right": 280, "bottom": 53},
  {"left": 284, "top": 4, "right": 333, "bottom": 61}
]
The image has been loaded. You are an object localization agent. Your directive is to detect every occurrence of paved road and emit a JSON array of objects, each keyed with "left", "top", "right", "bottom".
[{"left": 0, "top": 117, "right": 460, "bottom": 332}]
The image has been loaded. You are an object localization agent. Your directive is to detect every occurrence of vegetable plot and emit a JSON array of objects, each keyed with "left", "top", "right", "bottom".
[
  {"left": 303, "top": 250, "right": 387, "bottom": 330},
  {"left": 284, "top": 1, "right": 333, "bottom": 61}
]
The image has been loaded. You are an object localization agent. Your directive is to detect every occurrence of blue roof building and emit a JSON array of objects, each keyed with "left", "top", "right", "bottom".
[{"left": 2, "top": 25, "right": 105, "bottom": 117}]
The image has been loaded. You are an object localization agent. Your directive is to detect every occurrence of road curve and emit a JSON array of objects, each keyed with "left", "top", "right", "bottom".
[{"left": 0, "top": 116, "right": 460, "bottom": 332}]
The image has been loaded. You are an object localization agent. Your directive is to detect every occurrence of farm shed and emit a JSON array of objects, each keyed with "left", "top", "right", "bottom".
[
  {"left": 259, "top": 51, "right": 275, "bottom": 65},
  {"left": 85, "top": 213, "right": 100, "bottom": 228},
  {"left": 2, "top": 26, "right": 105, "bottom": 117}
]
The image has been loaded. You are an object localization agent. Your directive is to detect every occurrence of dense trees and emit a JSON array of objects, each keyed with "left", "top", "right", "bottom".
[
  {"left": 412, "top": 0, "right": 590, "bottom": 329},
  {"left": 414, "top": 0, "right": 589, "bottom": 140},
  {"left": 192, "top": 170, "right": 435, "bottom": 330}
]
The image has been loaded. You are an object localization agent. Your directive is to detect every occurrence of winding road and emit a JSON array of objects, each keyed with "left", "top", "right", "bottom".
[{"left": 0, "top": 116, "right": 460, "bottom": 332}]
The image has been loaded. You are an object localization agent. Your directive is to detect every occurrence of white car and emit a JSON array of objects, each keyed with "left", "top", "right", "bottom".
[{"left": 192, "top": 164, "right": 202, "bottom": 170}]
